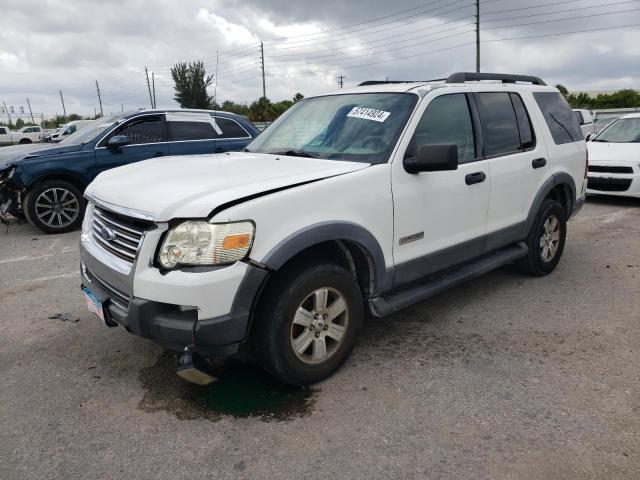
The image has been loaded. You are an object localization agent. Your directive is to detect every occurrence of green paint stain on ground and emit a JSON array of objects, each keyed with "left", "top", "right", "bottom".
[{"left": 138, "top": 352, "right": 316, "bottom": 422}]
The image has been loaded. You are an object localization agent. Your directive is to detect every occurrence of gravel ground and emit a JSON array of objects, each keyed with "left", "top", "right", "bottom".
[{"left": 1, "top": 196, "right": 639, "bottom": 480}]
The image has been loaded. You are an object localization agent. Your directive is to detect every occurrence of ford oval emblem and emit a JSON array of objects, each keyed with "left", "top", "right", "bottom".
[{"left": 100, "top": 226, "right": 116, "bottom": 241}]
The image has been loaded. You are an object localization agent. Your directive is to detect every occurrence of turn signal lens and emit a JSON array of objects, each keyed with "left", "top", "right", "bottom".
[{"left": 222, "top": 233, "right": 251, "bottom": 250}]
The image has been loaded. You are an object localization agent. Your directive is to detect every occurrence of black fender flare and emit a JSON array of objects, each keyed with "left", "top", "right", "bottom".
[
  {"left": 261, "top": 221, "right": 392, "bottom": 295},
  {"left": 525, "top": 172, "right": 576, "bottom": 233}
]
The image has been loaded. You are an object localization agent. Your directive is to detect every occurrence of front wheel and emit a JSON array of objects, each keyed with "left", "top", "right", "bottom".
[
  {"left": 251, "top": 262, "right": 363, "bottom": 386},
  {"left": 19, "top": 138, "right": 32, "bottom": 144},
  {"left": 24, "top": 180, "right": 85, "bottom": 234},
  {"left": 517, "top": 199, "right": 567, "bottom": 276}
]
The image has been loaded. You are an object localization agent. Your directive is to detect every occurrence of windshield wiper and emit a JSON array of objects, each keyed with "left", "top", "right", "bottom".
[{"left": 270, "top": 149, "right": 318, "bottom": 158}]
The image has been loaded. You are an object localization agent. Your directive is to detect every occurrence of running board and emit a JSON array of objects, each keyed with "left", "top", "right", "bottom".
[{"left": 369, "top": 242, "right": 528, "bottom": 317}]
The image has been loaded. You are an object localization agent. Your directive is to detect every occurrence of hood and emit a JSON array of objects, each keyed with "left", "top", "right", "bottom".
[
  {"left": 0, "top": 142, "right": 84, "bottom": 170},
  {"left": 587, "top": 141, "right": 640, "bottom": 164},
  {"left": 86, "top": 152, "right": 370, "bottom": 221}
]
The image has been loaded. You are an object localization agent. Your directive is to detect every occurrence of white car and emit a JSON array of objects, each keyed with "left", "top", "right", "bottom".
[
  {"left": 573, "top": 109, "right": 594, "bottom": 139},
  {"left": 80, "top": 72, "right": 587, "bottom": 386},
  {"left": 587, "top": 113, "right": 640, "bottom": 198},
  {"left": 0, "top": 125, "right": 45, "bottom": 145},
  {"left": 48, "top": 120, "right": 93, "bottom": 142}
]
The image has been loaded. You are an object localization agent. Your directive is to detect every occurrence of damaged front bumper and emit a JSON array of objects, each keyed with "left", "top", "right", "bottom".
[{"left": 0, "top": 179, "right": 23, "bottom": 223}]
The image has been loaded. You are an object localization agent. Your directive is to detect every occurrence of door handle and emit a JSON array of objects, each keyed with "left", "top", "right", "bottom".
[
  {"left": 532, "top": 157, "right": 547, "bottom": 169},
  {"left": 465, "top": 172, "right": 486, "bottom": 185},
  {"left": 153, "top": 152, "right": 165, "bottom": 157}
]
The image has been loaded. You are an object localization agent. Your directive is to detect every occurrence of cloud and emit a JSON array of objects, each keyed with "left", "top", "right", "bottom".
[{"left": 0, "top": 0, "right": 639, "bottom": 118}]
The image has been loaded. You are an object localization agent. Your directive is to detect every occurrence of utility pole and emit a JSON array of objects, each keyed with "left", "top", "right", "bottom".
[
  {"left": 144, "top": 67, "right": 153, "bottom": 109},
  {"left": 337, "top": 75, "right": 346, "bottom": 88},
  {"left": 475, "top": 0, "right": 480, "bottom": 73},
  {"left": 214, "top": 50, "right": 219, "bottom": 108},
  {"left": 95, "top": 80, "right": 103, "bottom": 116},
  {"left": 2, "top": 101, "right": 11, "bottom": 125},
  {"left": 26, "top": 97, "right": 35, "bottom": 124},
  {"left": 260, "top": 41, "right": 266, "bottom": 99},
  {"left": 152, "top": 72, "right": 156, "bottom": 109},
  {"left": 59, "top": 90, "right": 67, "bottom": 118}
]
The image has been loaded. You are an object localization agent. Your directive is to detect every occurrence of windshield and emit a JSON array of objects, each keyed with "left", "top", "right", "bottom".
[
  {"left": 593, "top": 117, "right": 640, "bottom": 143},
  {"left": 246, "top": 93, "right": 418, "bottom": 163},
  {"left": 59, "top": 116, "right": 121, "bottom": 145}
]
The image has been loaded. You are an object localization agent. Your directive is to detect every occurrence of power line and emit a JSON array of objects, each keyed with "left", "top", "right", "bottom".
[
  {"left": 482, "top": 0, "right": 639, "bottom": 22},
  {"left": 267, "top": 29, "right": 475, "bottom": 67},
  {"left": 483, "top": 21, "right": 640, "bottom": 42},
  {"left": 267, "top": 14, "right": 475, "bottom": 60},
  {"left": 263, "top": 0, "right": 456, "bottom": 43},
  {"left": 484, "top": 6, "right": 640, "bottom": 30},
  {"left": 483, "top": 0, "right": 608, "bottom": 16},
  {"left": 343, "top": 41, "right": 474, "bottom": 70},
  {"left": 266, "top": 1, "right": 473, "bottom": 49}
]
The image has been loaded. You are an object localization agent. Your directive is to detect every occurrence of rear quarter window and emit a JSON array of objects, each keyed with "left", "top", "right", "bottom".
[
  {"left": 215, "top": 117, "right": 251, "bottom": 138},
  {"left": 533, "top": 92, "right": 582, "bottom": 144}
]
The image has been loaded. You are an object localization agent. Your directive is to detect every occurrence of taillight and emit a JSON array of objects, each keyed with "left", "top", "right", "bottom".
[{"left": 584, "top": 149, "right": 589, "bottom": 178}]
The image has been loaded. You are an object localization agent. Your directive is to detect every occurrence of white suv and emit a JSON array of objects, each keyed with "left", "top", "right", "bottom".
[{"left": 80, "top": 72, "right": 587, "bottom": 386}]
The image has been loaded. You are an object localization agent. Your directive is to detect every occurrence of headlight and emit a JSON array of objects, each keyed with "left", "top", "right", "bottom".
[
  {"left": 80, "top": 202, "right": 94, "bottom": 242},
  {"left": 0, "top": 166, "right": 16, "bottom": 184},
  {"left": 158, "top": 220, "right": 254, "bottom": 268}
]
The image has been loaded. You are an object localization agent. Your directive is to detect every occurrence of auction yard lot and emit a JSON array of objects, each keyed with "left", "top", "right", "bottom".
[{"left": 1, "top": 197, "right": 639, "bottom": 479}]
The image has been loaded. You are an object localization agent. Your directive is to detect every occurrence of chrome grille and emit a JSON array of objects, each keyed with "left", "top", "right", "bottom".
[
  {"left": 90, "top": 205, "right": 147, "bottom": 264},
  {"left": 85, "top": 267, "right": 130, "bottom": 311}
]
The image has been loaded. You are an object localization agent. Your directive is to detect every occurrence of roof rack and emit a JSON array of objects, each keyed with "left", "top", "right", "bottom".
[
  {"left": 358, "top": 79, "right": 446, "bottom": 86},
  {"left": 445, "top": 72, "right": 547, "bottom": 86}
]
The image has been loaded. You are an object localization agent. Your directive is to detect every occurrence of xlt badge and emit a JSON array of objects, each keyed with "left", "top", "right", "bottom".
[{"left": 399, "top": 232, "right": 424, "bottom": 245}]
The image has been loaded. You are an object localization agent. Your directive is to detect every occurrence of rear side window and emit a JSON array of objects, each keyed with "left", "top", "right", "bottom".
[
  {"left": 510, "top": 93, "right": 535, "bottom": 150},
  {"left": 168, "top": 121, "right": 216, "bottom": 141},
  {"left": 215, "top": 117, "right": 250, "bottom": 139},
  {"left": 475, "top": 92, "right": 521, "bottom": 156},
  {"left": 533, "top": 92, "right": 582, "bottom": 144}
]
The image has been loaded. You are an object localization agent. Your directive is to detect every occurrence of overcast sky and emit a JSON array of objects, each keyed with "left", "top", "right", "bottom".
[{"left": 1, "top": 0, "right": 640, "bottom": 118}]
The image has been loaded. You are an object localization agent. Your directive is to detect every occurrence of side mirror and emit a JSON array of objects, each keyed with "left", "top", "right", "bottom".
[
  {"left": 585, "top": 133, "right": 593, "bottom": 142},
  {"left": 404, "top": 144, "right": 458, "bottom": 174},
  {"left": 107, "top": 135, "right": 130, "bottom": 149}
]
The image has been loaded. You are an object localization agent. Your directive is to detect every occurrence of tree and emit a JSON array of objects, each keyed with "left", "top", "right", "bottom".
[
  {"left": 293, "top": 92, "right": 304, "bottom": 103},
  {"left": 171, "top": 61, "right": 214, "bottom": 109},
  {"left": 565, "top": 88, "right": 640, "bottom": 109},
  {"left": 556, "top": 84, "right": 568, "bottom": 98},
  {"left": 220, "top": 100, "right": 249, "bottom": 116},
  {"left": 248, "top": 97, "right": 274, "bottom": 122}
]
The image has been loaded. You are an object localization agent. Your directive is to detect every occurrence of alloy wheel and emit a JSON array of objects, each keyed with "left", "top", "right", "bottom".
[
  {"left": 539, "top": 214, "right": 560, "bottom": 262},
  {"left": 34, "top": 188, "right": 80, "bottom": 228},
  {"left": 290, "top": 287, "right": 349, "bottom": 365}
]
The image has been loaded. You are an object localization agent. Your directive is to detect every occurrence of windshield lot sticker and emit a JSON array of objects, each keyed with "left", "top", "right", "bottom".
[{"left": 347, "top": 107, "right": 391, "bottom": 123}]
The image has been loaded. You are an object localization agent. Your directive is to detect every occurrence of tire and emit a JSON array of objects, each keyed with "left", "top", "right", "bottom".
[
  {"left": 517, "top": 199, "right": 567, "bottom": 276},
  {"left": 251, "top": 261, "right": 364, "bottom": 386},
  {"left": 19, "top": 138, "right": 32, "bottom": 144},
  {"left": 24, "top": 180, "right": 85, "bottom": 234}
]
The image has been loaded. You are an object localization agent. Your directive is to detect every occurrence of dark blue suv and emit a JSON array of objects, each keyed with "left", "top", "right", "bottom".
[{"left": 0, "top": 109, "right": 259, "bottom": 233}]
